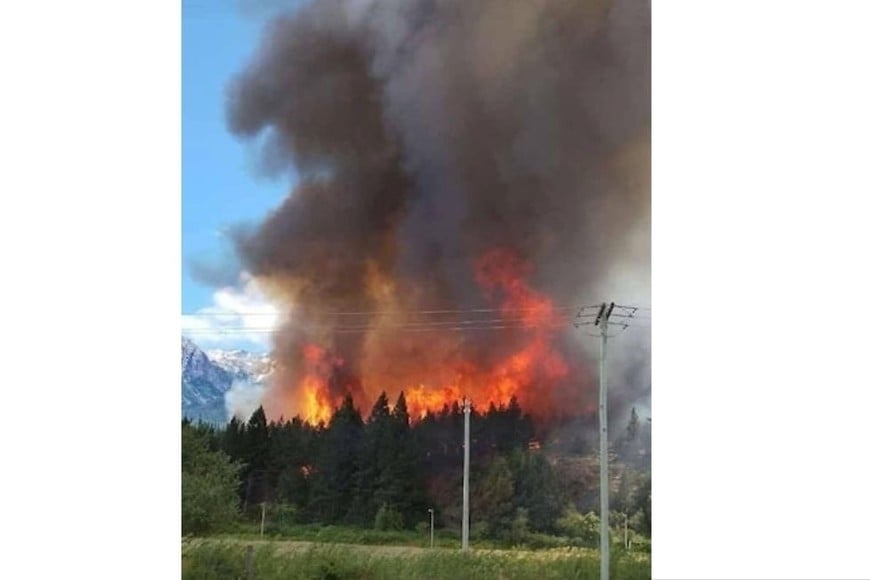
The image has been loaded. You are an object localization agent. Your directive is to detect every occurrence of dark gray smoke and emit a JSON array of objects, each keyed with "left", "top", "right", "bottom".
[{"left": 225, "top": 0, "right": 650, "bottom": 421}]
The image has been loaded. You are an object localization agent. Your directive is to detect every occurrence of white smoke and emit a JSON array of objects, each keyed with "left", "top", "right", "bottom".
[{"left": 224, "top": 379, "right": 266, "bottom": 422}]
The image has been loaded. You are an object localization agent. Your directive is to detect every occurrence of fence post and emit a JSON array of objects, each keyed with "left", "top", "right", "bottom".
[{"left": 244, "top": 545, "right": 254, "bottom": 580}]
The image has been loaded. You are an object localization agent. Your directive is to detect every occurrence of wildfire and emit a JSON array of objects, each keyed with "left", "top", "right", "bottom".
[
  {"left": 472, "top": 248, "right": 570, "bottom": 411},
  {"left": 275, "top": 248, "right": 574, "bottom": 425},
  {"left": 405, "top": 384, "right": 461, "bottom": 419},
  {"left": 297, "top": 344, "right": 339, "bottom": 425},
  {"left": 474, "top": 248, "right": 557, "bottom": 328}
]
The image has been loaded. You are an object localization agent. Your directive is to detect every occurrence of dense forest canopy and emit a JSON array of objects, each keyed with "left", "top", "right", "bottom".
[{"left": 183, "top": 393, "right": 650, "bottom": 542}]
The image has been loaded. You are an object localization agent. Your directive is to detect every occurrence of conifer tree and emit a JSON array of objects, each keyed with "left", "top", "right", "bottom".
[
  {"left": 474, "top": 456, "right": 516, "bottom": 539},
  {"left": 511, "top": 450, "right": 565, "bottom": 533},
  {"left": 308, "top": 394, "right": 363, "bottom": 523},
  {"left": 348, "top": 392, "right": 391, "bottom": 524},
  {"left": 382, "top": 392, "right": 428, "bottom": 526},
  {"left": 627, "top": 407, "right": 639, "bottom": 441}
]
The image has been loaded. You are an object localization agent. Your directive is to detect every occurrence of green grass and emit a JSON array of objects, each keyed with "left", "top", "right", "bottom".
[
  {"left": 182, "top": 539, "right": 651, "bottom": 580},
  {"left": 219, "top": 521, "right": 648, "bottom": 553},
  {"left": 222, "top": 522, "right": 463, "bottom": 548}
]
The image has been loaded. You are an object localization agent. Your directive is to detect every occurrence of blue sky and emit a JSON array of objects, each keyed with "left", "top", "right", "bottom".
[{"left": 182, "top": 1, "right": 302, "bottom": 349}]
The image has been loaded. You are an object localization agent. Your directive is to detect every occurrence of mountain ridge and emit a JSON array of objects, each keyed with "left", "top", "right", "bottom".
[{"left": 182, "top": 337, "right": 271, "bottom": 424}]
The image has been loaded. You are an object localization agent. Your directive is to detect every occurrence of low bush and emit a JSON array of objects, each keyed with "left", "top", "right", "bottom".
[{"left": 373, "top": 503, "right": 404, "bottom": 531}]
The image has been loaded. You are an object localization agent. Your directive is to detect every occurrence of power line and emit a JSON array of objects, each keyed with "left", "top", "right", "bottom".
[
  {"left": 181, "top": 304, "right": 602, "bottom": 317},
  {"left": 180, "top": 304, "right": 644, "bottom": 337},
  {"left": 182, "top": 320, "right": 576, "bottom": 335},
  {"left": 181, "top": 304, "right": 645, "bottom": 335},
  {"left": 181, "top": 306, "right": 601, "bottom": 335},
  {"left": 191, "top": 314, "right": 572, "bottom": 327}
]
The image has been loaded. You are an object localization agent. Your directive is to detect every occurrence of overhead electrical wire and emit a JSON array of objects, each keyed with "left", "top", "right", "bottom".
[
  {"left": 180, "top": 304, "right": 648, "bottom": 334},
  {"left": 181, "top": 304, "right": 602, "bottom": 317}
]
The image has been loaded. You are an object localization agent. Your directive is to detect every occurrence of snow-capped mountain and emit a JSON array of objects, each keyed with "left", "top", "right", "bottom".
[
  {"left": 182, "top": 337, "right": 233, "bottom": 424},
  {"left": 182, "top": 338, "right": 272, "bottom": 424},
  {"left": 206, "top": 349, "right": 274, "bottom": 385}
]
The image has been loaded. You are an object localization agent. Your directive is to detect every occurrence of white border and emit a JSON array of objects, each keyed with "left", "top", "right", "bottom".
[
  {"left": 1, "top": 1, "right": 180, "bottom": 577},
  {"left": 2, "top": 1, "right": 869, "bottom": 578},
  {"left": 654, "top": 1, "right": 870, "bottom": 578}
]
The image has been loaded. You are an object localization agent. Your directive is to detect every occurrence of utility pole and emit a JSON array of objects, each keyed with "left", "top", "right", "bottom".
[
  {"left": 428, "top": 508, "right": 435, "bottom": 548},
  {"left": 597, "top": 302, "right": 614, "bottom": 580},
  {"left": 260, "top": 502, "right": 266, "bottom": 537},
  {"left": 461, "top": 397, "right": 471, "bottom": 551},
  {"left": 575, "top": 302, "right": 646, "bottom": 580}
]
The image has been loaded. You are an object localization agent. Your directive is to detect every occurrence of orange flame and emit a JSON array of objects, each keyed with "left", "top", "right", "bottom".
[
  {"left": 297, "top": 344, "right": 337, "bottom": 425},
  {"left": 274, "top": 248, "right": 576, "bottom": 424},
  {"left": 473, "top": 248, "right": 570, "bottom": 411},
  {"left": 405, "top": 383, "right": 462, "bottom": 418}
]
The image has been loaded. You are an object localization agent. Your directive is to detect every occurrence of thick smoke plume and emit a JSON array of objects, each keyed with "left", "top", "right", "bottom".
[{"left": 225, "top": 0, "right": 650, "bottom": 426}]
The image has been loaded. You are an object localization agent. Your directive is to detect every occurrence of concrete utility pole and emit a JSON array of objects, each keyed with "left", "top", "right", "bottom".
[
  {"left": 428, "top": 508, "right": 435, "bottom": 548},
  {"left": 596, "top": 302, "right": 614, "bottom": 580},
  {"left": 461, "top": 397, "right": 471, "bottom": 551},
  {"left": 575, "top": 301, "right": 646, "bottom": 580}
]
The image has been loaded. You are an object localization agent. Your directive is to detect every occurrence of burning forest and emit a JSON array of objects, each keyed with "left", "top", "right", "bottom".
[{"left": 222, "top": 0, "right": 650, "bottom": 429}]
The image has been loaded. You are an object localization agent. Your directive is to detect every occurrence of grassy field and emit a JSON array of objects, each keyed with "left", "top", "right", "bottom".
[
  {"left": 221, "top": 522, "right": 460, "bottom": 548},
  {"left": 182, "top": 538, "right": 651, "bottom": 579},
  {"left": 221, "top": 521, "right": 651, "bottom": 553}
]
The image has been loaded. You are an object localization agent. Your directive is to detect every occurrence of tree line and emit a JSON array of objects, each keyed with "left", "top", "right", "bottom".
[{"left": 182, "top": 392, "right": 650, "bottom": 544}]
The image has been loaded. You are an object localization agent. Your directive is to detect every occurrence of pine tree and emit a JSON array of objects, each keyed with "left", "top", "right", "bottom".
[
  {"left": 246, "top": 407, "right": 270, "bottom": 469},
  {"left": 348, "top": 392, "right": 391, "bottom": 525},
  {"left": 393, "top": 391, "right": 410, "bottom": 429},
  {"left": 511, "top": 451, "right": 565, "bottom": 533},
  {"left": 627, "top": 407, "right": 639, "bottom": 441},
  {"left": 474, "top": 455, "right": 516, "bottom": 540},
  {"left": 236, "top": 406, "right": 270, "bottom": 509},
  {"left": 382, "top": 392, "right": 428, "bottom": 526},
  {"left": 308, "top": 394, "right": 363, "bottom": 523},
  {"left": 221, "top": 416, "right": 248, "bottom": 503},
  {"left": 222, "top": 416, "right": 245, "bottom": 460},
  {"left": 613, "top": 467, "right": 633, "bottom": 514},
  {"left": 269, "top": 418, "right": 313, "bottom": 511}
]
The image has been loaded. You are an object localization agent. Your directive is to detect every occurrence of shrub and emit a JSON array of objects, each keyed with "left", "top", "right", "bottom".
[
  {"left": 373, "top": 503, "right": 404, "bottom": 531},
  {"left": 510, "top": 508, "right": 530, "bottom": 545},
  {"left": 555, "top": 506, "right": 600, "bottom": 546},
  {"left": 264, "top": 503, "right": 298, "bottom": 535},
  {"left": 470, "top": 521, "right": 489, "bottom": 541},
  {"left": 523, "top": 533, "right": 569, "bottom": 550}
]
